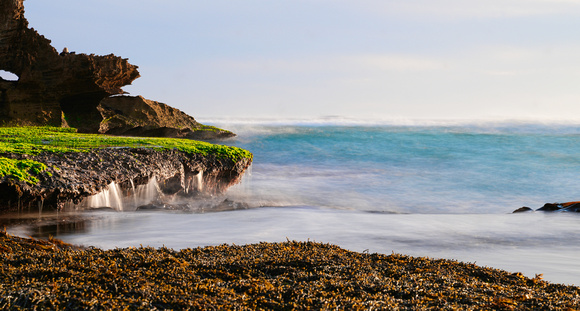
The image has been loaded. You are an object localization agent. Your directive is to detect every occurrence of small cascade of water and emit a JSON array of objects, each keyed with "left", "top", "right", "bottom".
[
  {"left": 70, "top": 178, "right": 164, "bottom": 211},
  {"left": 78, "top": 182, "right": 125, "bottom": 211},
  {"left": 129, "top": 179, "right": 137, "bottom": 207},
  {"left": 133, "top": 177, "right": 163, "bottom": 208},
  {"left": 185, "top": 171, "right": 204, "bottom": 194},
  {"left": 195, "top": 170, "right": 203, "bottom": 192},
  {"left": 38, "top": 198, "right": 44, "bottom": 216}
]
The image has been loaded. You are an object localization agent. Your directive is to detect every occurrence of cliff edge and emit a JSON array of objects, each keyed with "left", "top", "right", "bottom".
[{"left": 0, "top": 127, "right": 252, "bottom": 212}]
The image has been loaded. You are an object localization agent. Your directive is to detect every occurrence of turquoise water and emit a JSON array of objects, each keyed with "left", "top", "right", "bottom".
[
  {"left": 7, "top": 120, "right": 580, "bottom": 285},
  {"left": 223, "top": 122, "right": 580, "bottom": 213}
]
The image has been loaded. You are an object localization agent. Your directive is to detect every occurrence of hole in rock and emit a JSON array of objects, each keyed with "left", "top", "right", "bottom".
[{"left": 0, "top": 70, "right": 19, "bottom": 81}]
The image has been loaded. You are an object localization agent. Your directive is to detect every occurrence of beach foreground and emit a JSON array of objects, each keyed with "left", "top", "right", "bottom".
[{"left": 0, "top": 232, "right": 578, "bottom": 310}]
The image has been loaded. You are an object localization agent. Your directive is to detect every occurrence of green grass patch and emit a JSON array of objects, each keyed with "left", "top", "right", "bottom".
[
  {"left": 197, "top": 124, "right": 233, "bottom": 133},
  {"left": 0, "top": 126, "right": 252, "bottom": 161},
  {"left": 0, "top": 158, "right": 49, "bottom": 185}
]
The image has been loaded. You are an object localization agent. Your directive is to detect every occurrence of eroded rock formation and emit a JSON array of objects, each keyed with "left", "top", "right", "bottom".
[
  {"left": 0, "top": 148, "right": 252, "bottom": 211},
  {"left": 0, "top": 0, "right": 139, "bottom": 131},
  {"left": 0, "top": 0, "right": 231, "bottom": 139},
  {"left": 98, "top": 96, "right": 235, "bottom": 139}
]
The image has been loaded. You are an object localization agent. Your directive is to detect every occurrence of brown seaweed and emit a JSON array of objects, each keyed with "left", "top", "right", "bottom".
[{"left": 0, "top": 231, "right": 578, "bottom": 310}]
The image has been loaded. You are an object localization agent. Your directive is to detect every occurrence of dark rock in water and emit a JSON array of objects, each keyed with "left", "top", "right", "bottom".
[
  {"left": 164, "top": 203, "right": 193, "bottom": 211},
  {"left": 86, "top": 207, "right": 116, "bottom": 212},
  {"left": 0, "top": 0, "right": 234, "bottom": 140},
  {"left": 135, "top": 198, "right": 167, "bottom": 211},
  {"left": 561, "top": 203, "right": 580, "bottom": 212},
  {"left": 136, "top": 203, "right": 195, "bottom": 211},
  {"left": 512, "top": 207, "right": 533, "bottom": 213},
  {"left": 513, "top": 201, "right": 580, "bottom": 213},
  {"left": 136, "top": 200, "right": 191, "bottom": 211},
  {"left": 136, "top": 204, "right": 164, "bottom": 211},
  {"left": 214, "top": 199, "right": 250, "bottom": 211},
  {"left": 537, "top": 203, "right": 562, "bottom": 212}
]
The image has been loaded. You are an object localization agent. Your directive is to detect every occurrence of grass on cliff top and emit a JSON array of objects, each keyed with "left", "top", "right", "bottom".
[{"left": 0, "top": 126, "right": 252, "bottom": 161}]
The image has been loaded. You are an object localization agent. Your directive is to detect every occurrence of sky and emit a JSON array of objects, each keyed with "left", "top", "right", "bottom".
[{"left": 17, "top": 0, "right": 580, "bottom": 121}]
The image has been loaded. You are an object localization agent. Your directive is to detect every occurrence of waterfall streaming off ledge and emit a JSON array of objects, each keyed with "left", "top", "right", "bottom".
[
  {"left": 195, "top": 171, "right": 203, "bottom": 192},
  {"left": 69, "top": 178, "right": 163, "bottom": 211},
  {"left": 182, "top": 171, "right": 204, "bottom": 195}
]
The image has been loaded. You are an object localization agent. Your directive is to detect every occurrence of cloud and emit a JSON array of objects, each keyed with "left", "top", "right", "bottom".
[
  {"left": 350, "top": 0, "right": 580, "bottom": 19},
  {"left": 207, "top": 54, "right": 448, "bottom": 76},
  {"left": 351, "top": 54, "right": 447, "bottom": 72},
  {"left": 483, "top": 70, "right": 523, "bottom": 76}
]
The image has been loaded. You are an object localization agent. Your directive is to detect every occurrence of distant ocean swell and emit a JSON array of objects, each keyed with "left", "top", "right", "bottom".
[{"left": 201, "top": 117, "right": 580, "bottom": 134}]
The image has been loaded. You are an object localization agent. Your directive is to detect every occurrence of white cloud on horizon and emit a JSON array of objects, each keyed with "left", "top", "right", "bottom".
[
  {"left": 206, "top": 54, "right": 448, "bottom": 74},
  {"left": 351, "top": 0, "right": 580, "bottom": 19},
  {"left": 351, "top": 55, "right": 448, "bottom": 72},
  {"left": 193, "top": 42, "right": 580, "bottom": 77}
]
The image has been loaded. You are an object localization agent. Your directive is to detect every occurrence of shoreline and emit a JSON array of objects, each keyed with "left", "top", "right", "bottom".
[
  {"left": 3, "top": 207, "right": 580, "bottom": 287},
  {"left": 0, "top": 231, "right": 578, "bottom": 309}
]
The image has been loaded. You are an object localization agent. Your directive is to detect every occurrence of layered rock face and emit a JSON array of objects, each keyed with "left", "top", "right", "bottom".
[
  {"left": 0, "top": 0, "right": 139, "bottom": 131},
  {"left": 0, "top": 0, "right": 229, "bottom": 139},
  {"left": 0, "top": 148, "right": 252, "bottom": 211}
]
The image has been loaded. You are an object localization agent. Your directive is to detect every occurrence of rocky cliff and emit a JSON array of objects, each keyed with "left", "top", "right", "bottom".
[
  {"left": 0, "top": 127, "right": 252, "bottom": 212},
  {"left": 0, "top": 0, "right": 139, "bottom": 131},
  {"left": 0, "top": 0, "right": 230, "bottom": 140}
]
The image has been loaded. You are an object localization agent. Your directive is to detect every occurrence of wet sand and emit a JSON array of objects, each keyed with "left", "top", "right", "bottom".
[{"left": 0, "top": 231, "right": 578, "bottom": 310}]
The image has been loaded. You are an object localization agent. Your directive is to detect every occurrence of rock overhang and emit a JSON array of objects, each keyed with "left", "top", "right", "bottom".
[{"left": 0, "top": 0, "right": 232, "bottom": 141}]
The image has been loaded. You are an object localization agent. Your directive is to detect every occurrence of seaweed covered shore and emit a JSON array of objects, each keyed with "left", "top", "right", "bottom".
[{"left": 0, "top": 232, "right": 578, "bottom": 310}]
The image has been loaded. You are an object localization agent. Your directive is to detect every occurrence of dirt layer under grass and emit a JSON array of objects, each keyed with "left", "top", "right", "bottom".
[{"left": 0, "top": 232, "right": 579, "bottom": 310}]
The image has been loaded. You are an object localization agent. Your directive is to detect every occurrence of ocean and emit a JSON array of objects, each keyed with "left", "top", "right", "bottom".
[{"left": 7, "top": 119, "right": 580, "bottom": 286}]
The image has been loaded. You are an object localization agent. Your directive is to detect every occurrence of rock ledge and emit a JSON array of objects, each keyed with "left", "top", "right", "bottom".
[{"left": 0, "top": 148, "right": 252, "bottom": 212}]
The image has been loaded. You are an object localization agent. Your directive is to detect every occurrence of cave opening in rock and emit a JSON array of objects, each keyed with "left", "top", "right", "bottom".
[
  {"left": 0, "top": 70, "right": 19, "bottom": 81},
  {"left": 60, "top": 91, "right": 108, "bottom": 132}
]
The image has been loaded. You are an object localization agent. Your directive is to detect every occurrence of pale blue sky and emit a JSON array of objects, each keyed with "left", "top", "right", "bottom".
[{"left": 22, "top": 0, "right": 580, "bottom": 121}]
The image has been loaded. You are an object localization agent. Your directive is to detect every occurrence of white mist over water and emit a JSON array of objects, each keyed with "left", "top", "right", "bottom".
[{"left": 200, "top": 117, "right": 580, "bottom": 135}]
